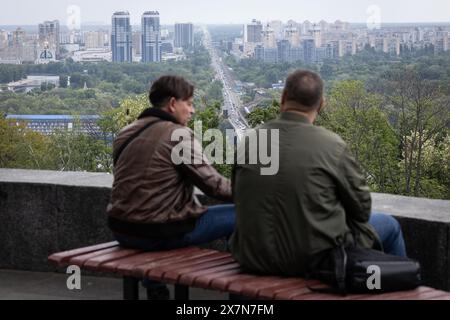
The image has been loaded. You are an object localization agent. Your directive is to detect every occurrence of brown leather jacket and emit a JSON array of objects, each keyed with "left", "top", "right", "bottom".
[{"left": 106, "top": 108, "right": 232, "bottom": 238}]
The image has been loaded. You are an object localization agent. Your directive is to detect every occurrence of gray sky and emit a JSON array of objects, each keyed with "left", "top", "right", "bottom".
[{"left": 1, "top": 0, "right": 449, "bottom": 25}]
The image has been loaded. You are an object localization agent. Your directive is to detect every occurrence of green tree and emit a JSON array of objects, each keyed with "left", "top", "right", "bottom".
[
  {"left": 59, "top": 75, "right": 68, "bottom": 88},
  {"left": 382, "top": 67, "right": 450, "bottom": 197},
  {"left": 319, "top": 80, "right": 401, "bottom": 194},
  {"left": 98, "top": 94, "right": 149, "bottom": 139},
  {"left": 247, "top": 100, "right": 280, "bottom": 127},
  {"left": 48, "top": 127, "right": 111, "bottom": 172},
  {"left": 188, "top": 102, "right": 233, "bottom": 178},
  {"left": 0, "top": 118, "right": 53, "bottom": 169}
]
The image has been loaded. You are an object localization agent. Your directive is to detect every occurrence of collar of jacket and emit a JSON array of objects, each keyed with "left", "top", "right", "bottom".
[
  {"left": 280, "top": 111, "right": 311, "bottom": 124},
  {"left": 138, "top": 107, "right": 180, "bottom": 124}
]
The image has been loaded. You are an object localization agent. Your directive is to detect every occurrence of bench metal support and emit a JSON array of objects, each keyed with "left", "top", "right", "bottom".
[
  {"left": 175, "top": 284, "right": 189, "bottom": 300},
  {"left": 123, "top": 276, "right": 139, "bottom": 300},
  {"left": 229, "top": 293, "right": 251, "bottom": 300}
]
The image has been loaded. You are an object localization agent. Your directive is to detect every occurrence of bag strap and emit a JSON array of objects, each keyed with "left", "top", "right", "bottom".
[
  {"left": 334, "top": 244, "right": 347, "bottom": 294},
  {"left": 113, "top": 119, "right": 163, "bottom": 166},
  {"left": 306, "top": 244, "right": 348, "bottom": 296}
]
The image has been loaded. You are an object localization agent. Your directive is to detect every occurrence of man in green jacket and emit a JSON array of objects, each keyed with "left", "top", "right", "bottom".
[{"left": 230, "top": 69, "right": 406, "bottom": 277}]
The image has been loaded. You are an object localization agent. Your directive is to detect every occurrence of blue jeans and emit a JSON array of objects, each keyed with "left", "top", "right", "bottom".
[
  {"left": 114, "top": 204, "right": 236, "bottom": 288},
  {"left": 369, "top": 213, "right": 407, "bottom": 257},
  {"left": 114, "top": 204, "right": 236, "bottom": 251}
]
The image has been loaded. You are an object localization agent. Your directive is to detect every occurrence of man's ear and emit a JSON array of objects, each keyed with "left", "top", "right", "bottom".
[
  {"left": 167, "top": 97, "right": 177, "bottom": 113},
  {"left": 280, "top": 91, "right": 287, "bottom": 111},
  {"left": 318, "top": 97, "right": 326, "bottom": 114}
]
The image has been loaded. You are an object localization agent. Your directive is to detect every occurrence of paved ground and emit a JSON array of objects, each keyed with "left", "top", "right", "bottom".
[{"left": 0, "top": 269, "right": 228, "bottom": 300}]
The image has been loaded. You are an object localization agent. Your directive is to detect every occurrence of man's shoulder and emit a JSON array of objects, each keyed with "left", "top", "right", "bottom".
[
  {"left": 120, "top": 117, "right": 186, "bottom": 135},
  {"left": 309, "top": 126, "right": 349, "bottom": 162},
  {"left": 261, "top": 118, "right": 347, "bottom": 149},
  {"left": 314, "top": 125, "right": 346, "bottom": 145},
  {"left": 165, "top": 124, "right": 194, "bottom": 141}
]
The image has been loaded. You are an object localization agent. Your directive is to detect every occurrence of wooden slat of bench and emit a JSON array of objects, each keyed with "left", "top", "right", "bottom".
[
  {"left": 289, "top": 285, "right": 385, "bottom": 300},
  {"left": 406, "top": 288, "right": 450, "bottom": 300},
  {"left": 69, "top": 247, "right": 124, "bottom": 267},
  {"left": 295, "top": 293, "right": 345, "bottom": 300},
  {"left": 241, "top": 277, "right": 312, "bottom": 299},
  {"left": 148, "top": 251, "right": 229, "bottom": 281},
  {"left": 133, "top": 249, "right": 214, "bottom": 279},
  {"left": 360, "top": 287, "right": 450, "bottom": 300},
  {"left": 162, "top": 255, "right": 235, "bottom": 284},
  {"left": 83, "top": 248, "right": 142, "bottom": 271},
  {"left": 48, "top": 242, "right": 119, "bottom": 266},
  {"left": 408, "top": 290, "right": 450, "bottom": 300},
  {"left": 210, "top": 274, "right": 259, "bottom": 291},
  {"left": 192, "top": 268, "right": 244, "bottom": 289},
  {"left": 274, "top": 281, "right": 324, "bottom": 300},
  {"left": 257, "top": 279, "right": 314, "bottom": 299},
  {"left": 356, "top": 286, "right": 433, "bottom": 300},
  {"left": 181, "top": 263, "right": 242, "bottom": 287},
  {"left": 292, "top": 289, "right": 376, "bottom": 300},
  {"left": 291, "top": 286, "right": 450, "bottom": 300},
  {"left": 431, "top": 295, "right": 450, "bottom": 300},
  {"left": 338, "top": 293, "right": 379, "bottom": 300},
  {"left": 228, "top": 275, "right": 287, "bottom": 296},
  {"left": 102, "top": 247, "right": 200, "bottom": 276}
]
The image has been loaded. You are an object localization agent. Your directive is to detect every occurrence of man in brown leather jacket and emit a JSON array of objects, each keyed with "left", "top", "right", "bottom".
[{"left": 107, "top": 75, "right": 235, "bottom": 298}]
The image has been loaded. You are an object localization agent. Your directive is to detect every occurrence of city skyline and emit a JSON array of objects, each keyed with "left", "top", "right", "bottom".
[{"left": 1, "top": 0, "right": 450, "bottom": 25}]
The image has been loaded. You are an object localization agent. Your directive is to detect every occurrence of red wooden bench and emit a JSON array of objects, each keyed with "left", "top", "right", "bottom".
[{"left": 48, "top": 241, "right": 450, "bottom": 300}]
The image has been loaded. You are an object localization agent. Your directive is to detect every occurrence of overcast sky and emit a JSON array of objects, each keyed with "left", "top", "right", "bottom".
[{"left": 1, "top": 0, "right": 449, "bottom": 25}]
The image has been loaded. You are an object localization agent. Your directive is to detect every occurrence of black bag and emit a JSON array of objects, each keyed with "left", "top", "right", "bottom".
[{"left": 310, "top": 243, "right": 422, "bottom": 295}]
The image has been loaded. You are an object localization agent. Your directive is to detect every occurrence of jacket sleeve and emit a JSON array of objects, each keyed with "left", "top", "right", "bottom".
[
  {"left": 336, "top": 146, "right": 372, "bottom": 223},
  {"left": 171, "top": 128, "right": 232, "bottom": 202}
]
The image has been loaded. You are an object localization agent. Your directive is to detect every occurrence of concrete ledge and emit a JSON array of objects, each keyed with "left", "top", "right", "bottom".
[{"left": 1, "top": 169, "right": 449, "bottom": 290}]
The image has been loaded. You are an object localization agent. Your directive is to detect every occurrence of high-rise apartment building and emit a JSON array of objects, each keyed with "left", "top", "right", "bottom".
[
  {"left": 302, "top": 20, "right": 312, "bottom": 34},
  {"left": 319, "top": 20, "right": 329, "bottom": 32},
  {"left": 312, "top": 25, "right": 322, "bottom": 48},
  {"left": 174, "top": 23, "right": 194, "bottom": 48},
  {"left": 303, "top": 38, "right": 315, "bottom": 64},
  {"left": 141, "top": 11, "right": 161, "bottom": 62},
  {"left": 0, "top": 30, "right": 8, "bottom": 49},
  {"left": 245, "top": 19, "right": 263, "bottom": 43},
  {"left": 111, "top": 11, "right": 132, "bottom": 62},
  {"left": 277, "top": 39, "right": 291, "bottom": 61},
  {"left": 12, "top": 28, "right": 26, "bottom": 47},
  {"left": 84, "top": 31, "right": 107, "bottom": 49},
  {"left": 38, "top": 20, "right": 60, "bottom": 59},
  {"left": 269, "top": 20, "right": 283, "bottom": 39},
  {"left": 285, "top": 26, "right": 300, "bottom": 47},
  {"left": 262, "top": 25, "right": 276, "bottom": 48},
  {"left": 132, "top": 31, "right": 142, "bottom": 55}
]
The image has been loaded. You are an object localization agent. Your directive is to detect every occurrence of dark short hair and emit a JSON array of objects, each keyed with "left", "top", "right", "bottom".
[
  {"left": 283, "top": 70, "right": 324, "bottom": 108},
  {"left": 149, "top": 75, "right": 194, "bottom": 108}
]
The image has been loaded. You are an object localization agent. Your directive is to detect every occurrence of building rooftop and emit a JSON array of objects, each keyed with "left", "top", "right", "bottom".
[
  {"left": 113, "top": 11, "right": 130, "bottom": 16},
  {"left": 143, "top": 11, "right": 160, "bottom": 16}
]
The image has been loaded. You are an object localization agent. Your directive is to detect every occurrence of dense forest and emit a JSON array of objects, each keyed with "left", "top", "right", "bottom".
[
  {"left": 0, "top": 46, "right": 223, "bottom": 115},
  {"left": 225, "top": 50, "right": 450, "bottom": 91}
]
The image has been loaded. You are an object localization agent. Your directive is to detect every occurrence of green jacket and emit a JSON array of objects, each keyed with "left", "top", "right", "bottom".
[{"left": 230, "top": 112, "right": 380, "bottom": 276}]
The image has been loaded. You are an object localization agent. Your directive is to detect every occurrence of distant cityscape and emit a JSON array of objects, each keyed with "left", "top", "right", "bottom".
[
  {"left": 0, "top": 13, "right": 449, "bottom": 67},
  {"left": 229, "top": 19, "right": 450, "bottom": 64},
  {"left": 0, "top": 11, "right": 195, "bottom": 65}
]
